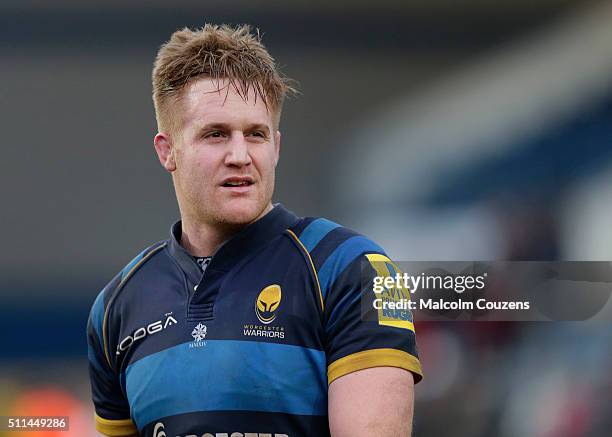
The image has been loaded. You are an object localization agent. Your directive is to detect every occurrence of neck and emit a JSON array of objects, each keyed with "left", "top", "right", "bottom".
[
  {"left": 179, "top": 221, "right": 231, "bottom": 257},
  {"left": 179, "top": 204, "right": 274, "bottom": 257}
]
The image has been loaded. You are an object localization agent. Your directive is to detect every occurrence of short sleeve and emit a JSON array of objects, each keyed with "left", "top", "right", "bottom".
[
  {"left": 87, "top": 289, "right": 138, "bottom": 436},
  {"left": 323, "top": 251, "right": 423, "bottom": 385}
]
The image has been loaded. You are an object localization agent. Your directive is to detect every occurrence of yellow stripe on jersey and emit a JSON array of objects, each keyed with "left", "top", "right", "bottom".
[
  {"left": 95, "top": 413, "right": 137, "bottom": 436},
  {"left": 102, "top": 244, "right": 167, "bottom": 366},
  {"left": 327, "top": 348, "right": 423, "bottom": 385},
  {"left": 287, "top": 229, "right": 325, "bottom": 312}
]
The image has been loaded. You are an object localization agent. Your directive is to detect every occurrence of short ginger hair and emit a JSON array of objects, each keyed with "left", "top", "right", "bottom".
[{"left": 152, "top": 24, "right": 296, "bottom": 137}]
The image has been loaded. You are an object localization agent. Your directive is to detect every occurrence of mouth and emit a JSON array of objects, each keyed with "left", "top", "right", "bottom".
[{"left": 220, "top": 177, "right": 255, "bottom": 191}]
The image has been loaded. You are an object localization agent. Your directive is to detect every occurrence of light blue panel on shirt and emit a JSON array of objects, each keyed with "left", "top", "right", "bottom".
[{"left": 125, "top": 339, "right": 327, "bottom": 429}]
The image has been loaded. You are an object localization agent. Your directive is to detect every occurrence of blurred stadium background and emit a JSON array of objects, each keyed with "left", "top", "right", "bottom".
[{"left": 1, "top": 1, "right": 611, "bottom": 435}]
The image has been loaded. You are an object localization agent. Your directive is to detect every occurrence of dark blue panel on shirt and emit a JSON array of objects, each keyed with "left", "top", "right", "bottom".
[{"left": 121, "top": 236, "right": 325, "bottom": 367}]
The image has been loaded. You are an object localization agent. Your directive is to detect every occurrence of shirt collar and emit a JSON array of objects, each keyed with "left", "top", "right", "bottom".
[{"left": 168, "top": 204, "right": 299, "bottom": 285}]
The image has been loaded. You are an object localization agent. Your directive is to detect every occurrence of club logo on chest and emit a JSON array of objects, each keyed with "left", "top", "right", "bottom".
[
  {"left": 244, "top": 284, "right": 285, "bottom": 340},
  {"left": 255, "top": 284, "right": 282, "bottom": 324}
]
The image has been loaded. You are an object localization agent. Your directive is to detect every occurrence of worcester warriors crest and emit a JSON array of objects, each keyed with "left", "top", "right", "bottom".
[{"left": 255, "top": 284, "right": 282, "bottom": 324}]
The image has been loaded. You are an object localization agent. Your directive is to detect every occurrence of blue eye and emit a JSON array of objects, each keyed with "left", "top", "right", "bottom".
[
  {"left": 249, "top": 131, "right": 266, "bottom": 139},
  {"left": 203, "top": 131, "right": 225, "bottom": 140}
]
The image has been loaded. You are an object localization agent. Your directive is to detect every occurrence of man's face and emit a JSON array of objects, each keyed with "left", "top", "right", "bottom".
[{"left": 155, "top": 77, "right": 280, "bottom": 227}]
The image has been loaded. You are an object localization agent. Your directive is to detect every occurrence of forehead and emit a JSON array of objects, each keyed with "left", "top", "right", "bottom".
[{"left": 180, "top": 77, "right": 272, "bottom": 128}]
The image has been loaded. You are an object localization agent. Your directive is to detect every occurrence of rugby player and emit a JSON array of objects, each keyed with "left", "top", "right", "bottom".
[{"left": 87, "top": 24, "right": 422, "bottom": 437}]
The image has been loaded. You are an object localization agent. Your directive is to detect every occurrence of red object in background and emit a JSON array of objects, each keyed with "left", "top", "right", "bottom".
[
  {"left": 9, "top": 386, "right": 92, "bottom": 437},
  {"left": 544, "top": 384, "right": 593, "bottom": 437}
]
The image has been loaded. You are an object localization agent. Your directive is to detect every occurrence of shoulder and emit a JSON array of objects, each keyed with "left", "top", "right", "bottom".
[
  {"left": 288, "top": 217, "right": 386, "bottom": 299},
  {"left": 289, "top": 217, "right": 385, "bottom": 262},
  {"left": 289, "top": 217, "right": 384, "bottom": 254},
  {"left": 88, "top": 240, "right": 167, "bottom": 328}
]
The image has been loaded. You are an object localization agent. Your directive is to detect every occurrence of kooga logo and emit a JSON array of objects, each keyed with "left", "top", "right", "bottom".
[
  {"left": 153, "top": 422, "right": 289, "bottom": 437},
  {"left": 116, "top": 313, "right": 178, "bottom": 356}
]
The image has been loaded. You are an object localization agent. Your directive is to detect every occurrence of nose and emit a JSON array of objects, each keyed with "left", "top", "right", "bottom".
[{"left": 224, "top": 133, "right": 252, "bottom": 167}]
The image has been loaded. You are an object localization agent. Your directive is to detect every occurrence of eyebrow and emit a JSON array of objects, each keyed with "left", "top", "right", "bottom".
[{"left": 197, "top": 123, "right": 271, "bottom": 136}]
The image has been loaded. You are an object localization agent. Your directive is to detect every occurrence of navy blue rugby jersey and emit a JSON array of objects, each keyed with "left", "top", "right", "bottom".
[{"left": 87, "top": 205, "right": 422, "bottom": 437}]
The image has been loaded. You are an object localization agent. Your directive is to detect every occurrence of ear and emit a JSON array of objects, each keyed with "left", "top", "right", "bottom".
[
  {"left": 274, "top": 130, "right": 281, "bottom": 166},
  {"left": 154, "top": 132, "right": 177, "bottom": 172}
]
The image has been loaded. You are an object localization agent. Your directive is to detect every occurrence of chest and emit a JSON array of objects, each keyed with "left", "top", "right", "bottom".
[{"left": 116, "top": 254, "right": 328, "bottom": 431}]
